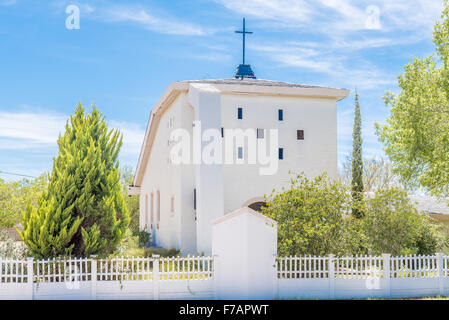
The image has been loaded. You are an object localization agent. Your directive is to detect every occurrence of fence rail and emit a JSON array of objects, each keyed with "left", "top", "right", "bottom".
[
  {"left": 277, "top": 254, "right": 448, "bottom": 280},
  {"left": 2, "top": 254, "right": 449, "bottom": 299}
]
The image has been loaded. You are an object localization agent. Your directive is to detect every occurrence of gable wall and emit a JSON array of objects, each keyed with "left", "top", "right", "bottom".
[
  {"left": 220, "top": 94, "right": 338, "bottom": 214},
  {"left": 139, "top": 93, "right": 187, "bottom": 250}
]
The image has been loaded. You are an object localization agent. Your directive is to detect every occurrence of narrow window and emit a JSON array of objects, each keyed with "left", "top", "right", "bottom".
[
  {"left": 237, "top": 107, "right": 243, "bottom": 119},
  {"left": 221, "top": 127, "right": 224, "bottom": 138},
  {"left": 257, "top": 128, "right": 264, "bottom": 139},
  {"left": 297, "top": 130, "right": 304, "bottom": 140},
  {"left": 279, "top": 148, "right": 284, "bottom": 160},
  {"left": 145, "top": 194, "right": 149, "bottom": 229},
  {"left": 194, "top": 188, "right": 197, "bottom": 210},
  {"left": 278, "top": 109, "right": 283, "bottom": 121},
  {"left": 150, "top": 192, "right": 154, "bottom": 228},
  {"left": 238, "top": 147, "right": 243, "bottom": 159},
  {"left": 170, "top": 196, "right": 175, "bottom": 215},
  {"left": 157, "top": 190, "right": 160, "bottom": 229}
]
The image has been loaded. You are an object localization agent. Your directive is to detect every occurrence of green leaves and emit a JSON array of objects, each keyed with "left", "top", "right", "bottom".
[
  {"left": 376, "top": 1, "right": 449, "bottom": 197},
  {"left": 262, "top": 173, "right": 446, "bottom": 257},
  {"left": 352, "top": 91, "right": 364, "bottom": 218},
  {"left": 20, "top": 103, "right": 130, "bottom": 258}
]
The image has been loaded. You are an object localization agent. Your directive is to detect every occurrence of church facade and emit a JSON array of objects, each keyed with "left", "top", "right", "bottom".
[{"left": 129, "top": 77, "right": 349, "bottom": 255}]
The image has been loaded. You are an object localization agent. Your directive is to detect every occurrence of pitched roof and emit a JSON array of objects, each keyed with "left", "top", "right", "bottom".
[
  {"left": 408, "top": 195, "right": 449, "bottom": 215},
  {"left": 180, "top": 78, "right": 345, "bottom": 90}
]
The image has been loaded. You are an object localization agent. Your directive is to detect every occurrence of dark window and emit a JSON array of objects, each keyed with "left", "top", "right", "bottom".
[
  {"left": 194, "top": 188, "right": 197, "bottom": 210},
  {"left": 279, "top": 148, "right": 284, "bottom": 160},
  {"left": 238, "top": 108, "right": 243, "bottom": 119},
  {"left": 257, "top": 128, "right": 264, "bottom": 139},
  {"left": 221, "top": 127, "right": 224, "bottom": 137},
  {"left": 297, "top": 130, "right": 304, "bottom": 140},
  {"left": 238, "top": 147, "right": 243, "bottom": 159},
  {"left": 278, "top": 109, "right": 283, "bottom": 121}
]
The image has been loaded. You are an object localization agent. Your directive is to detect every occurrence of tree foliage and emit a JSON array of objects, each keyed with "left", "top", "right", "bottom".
[
  {"left": 351, "top": 91, "right": 364, "bottom": 217},
  {"left": 375, "top": 1, "right": 449, "bottom": 197},
  {"left": 120, "top": 166, "right": 140, "bottom": 231},
  {"left": 263, "top": 173, "right": 446, "bottom": 256},
  {"left": 262, "top": 174, "right": 366, "bottom": 256},
  {"left": 340, "top": 157, "right": 400, "bottom": 192},
  {"left": 0, "top": 174, "right": 48, "bottom": 228},
  {"left": 363, "top": 188, "right": 446, "bottom": 256},
  {"left": 20, "top": 104, "right": 130, "bottom": 258}
]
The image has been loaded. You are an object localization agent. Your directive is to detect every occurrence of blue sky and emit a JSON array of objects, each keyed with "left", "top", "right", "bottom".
[{"left": 0, "top": 0, "right": 444, "bottom": 180}]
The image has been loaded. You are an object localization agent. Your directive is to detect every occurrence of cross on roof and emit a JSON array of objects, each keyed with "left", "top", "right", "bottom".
[{"left": 235, "top": 18, "right": 253, "bottom": 65}]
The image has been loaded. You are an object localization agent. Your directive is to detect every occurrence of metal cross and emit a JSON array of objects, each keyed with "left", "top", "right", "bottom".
[{"left": 235, "top": 18, "right": 253, "bottom": 65}]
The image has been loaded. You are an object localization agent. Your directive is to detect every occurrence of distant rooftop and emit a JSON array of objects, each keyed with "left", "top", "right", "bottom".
[
  {"left": 181, "top": 78, "right": 344, "bottom": 90},
  {"left": 408, "top": 195, "right": 449, "bottom": 215}
]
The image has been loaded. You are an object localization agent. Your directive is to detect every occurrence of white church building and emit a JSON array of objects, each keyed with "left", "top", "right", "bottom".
[
  {"left": 128, "top": 20, "right": 349, "bottom": 255},
  {"left": 129, "top": 77, "right": 349, "bottom": 255}
]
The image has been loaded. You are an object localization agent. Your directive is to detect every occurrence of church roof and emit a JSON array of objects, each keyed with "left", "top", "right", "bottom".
[
  {"left": 180, "top": 78, "right": 343, "bottom": 90},
  {"left": 408, "top": 195, "right": 449, "bottom": 215}
]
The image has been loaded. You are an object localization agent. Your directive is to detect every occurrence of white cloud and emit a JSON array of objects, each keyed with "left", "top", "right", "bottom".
[
  {"left": 0, "top": 111, "right": 144, "bottom": 159},
  {"left": 100, "top": 6, "right": 206, "bottom": 36},
  {"left": 216, "top": 0, "right": 314, "bottom": 24},
  {"left": 216, "top": 0, "right": 442, "bottom": 35},
  {"left": 0, "top": 0, "right": 16, "bottom": 6},
  {"left": 0, "top": 112, "right": 66, "bottom": 146}
]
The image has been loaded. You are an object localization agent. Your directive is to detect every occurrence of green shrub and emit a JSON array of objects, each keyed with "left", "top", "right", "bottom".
[
  {"left": 363, "top": 188, "right": 447, "bottom": 255},
  {"left": 263, "top": 173, "right": 447, "bottom": 256},
  {"left": 132, "top": 229, "right": 151, "bottom": 246},
  {"left": 262, "top": 173, "right": 361, "bottom": 256}
]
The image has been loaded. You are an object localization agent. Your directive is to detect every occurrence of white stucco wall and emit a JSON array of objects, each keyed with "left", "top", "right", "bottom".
[
  {"left": 212, "top": 207, "right": 277, "bottom": 299},
  {"left": 221, "top": 94, "right": 338, "bottom": 213},
  {"left": 139, "top": 93, "right": 191, "bottom": 252},
  {"left": 139, "top": 84, "right": 340, "bottom": 255}
]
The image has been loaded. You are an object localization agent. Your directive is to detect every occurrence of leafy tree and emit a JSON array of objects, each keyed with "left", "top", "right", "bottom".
[
  {"left": 0, "top": 174, "right": 48, "bottom": 228},
  {"left": 363, "top": 188, "right": 446, "bottom": 255},
  {"left": 262, "top": 173, "right": 364, "bottom": 256},
  {"left": 263, "top": 173, "right": 446, "bottom": 256},
  {"left": 375, "top": 1, "right": 449, "bottom": 197},
  {"left": 120, "top": 166, "right": 140, "bottom": 231},
  {"left": 351, "top": 91, "right": 364, "bottom": 217},
  {"left": 340, "top": 157, "right": 400, "bottom": 192},
  {"left": 20, "top": 104, "right": 130, "bottom": 258},
  {"left": 0, "top": 229, "right": 27, "bottom": 259}
]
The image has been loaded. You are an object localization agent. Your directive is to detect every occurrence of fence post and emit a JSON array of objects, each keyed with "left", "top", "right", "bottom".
[
  {"left": 273, "top": 254, "right": 278, "bottom": 300},
  {"left": 437, "top": 253, "right": 444, "bottom": 296},
  {"left": 152, "top": 255, "right": 160, "bottom": 300},
  {"left": 26, "top": 257, "right": 34, "bottom": 300},
  {"left": 90, "top": 255, "right": 97, "bottom": 300},
  {"left": 382, "top": 254, "right": 391, "bottom": 298},
  {"left": 328, "top": 254, "right": 335, "bottom": 299},
  {"left": 213, "top": 254, "right": 219, "bottom": 300}
]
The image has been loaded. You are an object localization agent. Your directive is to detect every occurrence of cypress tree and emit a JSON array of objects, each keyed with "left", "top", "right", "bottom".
[
  {"left": 20, "top": 104, "right": 129, "bottom": 258},
  {"left": 351, "top": 91, "right": 364, "bottom": 218}
]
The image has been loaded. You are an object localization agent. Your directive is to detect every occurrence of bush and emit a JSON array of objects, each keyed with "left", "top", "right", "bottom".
[
  {"left": 132, "top": 229, "right": 151, "bottom": 247},
  {"left": 263, "top": 173, "right": 447, "bottom": 256},
  {"left": 0, "top": 230, "right": 27, "bottom": 259},
  {"left": 363, "top": 188, "right": 447, "bottom": 255},
  {"left": 262, "top": 173, "right": 362, "bottom": 256},
  {"left": 115, "top": 228, "right": 179, "bottom": 257}
]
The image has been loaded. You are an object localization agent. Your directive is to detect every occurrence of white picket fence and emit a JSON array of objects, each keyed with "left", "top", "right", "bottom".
[
  {"left": 277, "top": 254, "right": 449, "bottom": 299},
  {"left": 0, "top": 255, "right": 214, "bottom": 300},
  {"left": 2, "top": 254, "right": 449, "bottom": 299}
]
